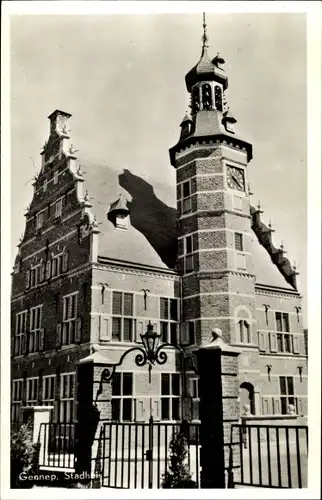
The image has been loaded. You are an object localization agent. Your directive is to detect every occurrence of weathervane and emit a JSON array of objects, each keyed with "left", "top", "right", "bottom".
[{"left": 202, "top": 12, "right": 209, "bottom": 54}]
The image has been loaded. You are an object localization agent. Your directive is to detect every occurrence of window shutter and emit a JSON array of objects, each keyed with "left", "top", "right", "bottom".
[
  {"left": 45, "top": 260, "right": 51, "bottom": 280},
  {"left": 297, "top": 398, "right": 303, "bottom": 415},
  {"left": 181, "top": 323, "right": 189, "bottom": 345},
  {"left": 269, "top": 332, "right": 277, "bottom": 352},
  {"left": 75, "top": 317, "right": 82, "bottom": 343},
  {"left": 293, "top": 335, "right": 300, "bottom": 354},
  {"left": 273, "top": 398, "right": 280, "bottom": 415},
  {"left": 151, "top": 398, "right": 161, "bottom": 421},
  {"left": 136, "top": 321, "right": 145, "bottom": 342},
  {"left": 56, "top": 323, "right": 62, "bottom": 348},
  {"left": 258, "top": 331, "right": 266, "bottom": 352},
  {"left": 39, "top": 329, "right": 45, "bottom": 351},
  {"left": 26, "top": 270, "right": 30, "bottom": 289},
  {"left": 236, "top": 252, "right": 246, "bottom": 271},
  {"left": 62, "top": 251, "right": 69, "bottom": 273},
  {"left": 135, "top": 399, "right": 146, "bottom": 422},
  {"left": 39, "top": 263, "right": 45, "bottom": 282},
  {"left": 99, "top": 315, "right": 111, "bottom": 341}
]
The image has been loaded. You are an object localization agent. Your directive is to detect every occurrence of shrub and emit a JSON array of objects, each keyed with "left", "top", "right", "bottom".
[
  {"left": 11, "top": 423, "right": 35, "bottom": 488},
  {"left": 161, "top": 431, "right": 197, "bottom": 488}
]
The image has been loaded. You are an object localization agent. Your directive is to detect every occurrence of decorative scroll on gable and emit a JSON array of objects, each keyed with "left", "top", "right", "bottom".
[{"left": 250, "top": 204, "right": 298, "bottom": 290}]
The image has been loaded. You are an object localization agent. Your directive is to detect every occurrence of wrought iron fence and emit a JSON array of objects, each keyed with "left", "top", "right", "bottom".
[
  {"left": 230, "top": 424, "right": 308, "bottom": 488},
  {"left": 101, "top": 418, "right": 201, "bottom": 489},
  {"left": 38, "top": 422, "right": 75, "bottom": 470}
]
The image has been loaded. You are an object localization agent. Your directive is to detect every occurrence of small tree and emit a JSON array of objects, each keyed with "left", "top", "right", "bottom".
[
  {"left": 161, "top": 431, "right": 197, "bottom": 489},
  {"left": 11, "top": 423, "right": 35, "bottom": 488}
]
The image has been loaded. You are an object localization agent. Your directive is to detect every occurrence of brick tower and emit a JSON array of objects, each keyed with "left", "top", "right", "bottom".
[{"left": 170, "top": 17, "right": 258, "bottom": 358}]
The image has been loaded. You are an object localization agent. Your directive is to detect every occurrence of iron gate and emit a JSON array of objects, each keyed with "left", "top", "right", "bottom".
[
  {"left": 101, "top": 417, "right": 201, "bottom": 489},
  {"left": 229, "top": 424, "right": 308, "bottom": 488}
]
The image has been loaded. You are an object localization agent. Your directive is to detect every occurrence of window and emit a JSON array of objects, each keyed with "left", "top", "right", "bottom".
[
  {"left": 189, "top": 378, "right": 199, "bottom": 399},
  {"left": 43, "top": 179, "right": 47, "bottom": 193},
  {"left": 112, "top": 292, "right": 135, "bottom": 342},
  {"left": 112, "top": 372, "right": 133, "bottom": 421},
  {"left": 62, "top": 293, "right": 78, "bottom": 345},
  {"left": 160, "top": 297, "right": 179, "bottom": 344},
  {"left": 192, "top": 86, "right": 200, "bottom": 114},
  {"left": 12, "top": 379, "right": 24, "bottom": 422},
  {"left": 180, "top": 180, "right": 192, "bottom": 213},
  {"left": 275, "top": 312, "right": 290, "bottom": 332},
  {"left": 60, "top": 373, "right": 75, "bottom": 422},
  {"left": 15, "top": 311, "right": 28, "bottom": 356},
  {"left": 279, "top": 376, "right": 297, "bottom": 415},
  {"left": 51, "top": 254, "right": 63, "bottom": 277},
  {"left": 29, "top": 305, "right": 42, "bottom": 353},
  {"left": 26, "top": 377, "right": 39, "bottom": 406},
  {"left": 55, "top": 198, "right": 63, "bottom": 218},
  {"left": 53, "top": 171, "right": 59, "bottom": 185},
  {"left": 235, "top": 233, "right": 244, "bottom": 252},
  {"left": 202, "top": 83, "right": 212, "bottom": 110},
  {"left": 188, "top": 321, "right": 196, "bottom": 345},
  {"left": 29, "top": 263, "right": 45, "bottom": 288},
  {"left": 238, "top": 320, "right": 251, "bottom": 343},
  {"left": 161, "top": 373, "right": 181, "bottom": 421},
  {"left": 275, "top": 312, "right": 292, "bottom": 353},
  {"left": 214, "top": 85, "right": 223, "bottom": 112},
  {"left": 43, "top": 375, "right": 56, "bottom": 406},
  {"left": 184, "top": 235, "right": 194, "bottom": 273},
  {"left": 36, "top": 212, "right": 44, "bottom": 231}
]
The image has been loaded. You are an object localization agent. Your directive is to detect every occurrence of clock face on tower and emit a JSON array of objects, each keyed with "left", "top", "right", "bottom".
[{"left": 226, "top": 166, "right": 245, "bottom": 192}]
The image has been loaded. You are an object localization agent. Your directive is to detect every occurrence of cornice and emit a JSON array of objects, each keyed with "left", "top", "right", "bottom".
[
  {"left": 255, "top": 284, "right": 301, "bottom": 299},
  {"left": 95, "top": 258, "right": 180, "bottom": 281}
]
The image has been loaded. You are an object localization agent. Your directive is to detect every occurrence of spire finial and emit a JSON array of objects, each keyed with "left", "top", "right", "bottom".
[{"left": 201, "top": 12, "right": 209, "bottom": 55}]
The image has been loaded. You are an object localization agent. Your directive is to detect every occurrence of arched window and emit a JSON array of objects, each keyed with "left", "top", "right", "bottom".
[
  {"left": 191, "top": 87, "right": 200, "bottom": 114},
  {"left": 214, "top": 85, "right": 223, "bottom": 111},
  {"left": 202, "top": 84, "right": 212, "bottom": 110},
  {"left": 239, "top": 382, "right": 255, "bottom": 415},
  {"left": 238, "top": 320, "right": 251, "bottom": 344}
]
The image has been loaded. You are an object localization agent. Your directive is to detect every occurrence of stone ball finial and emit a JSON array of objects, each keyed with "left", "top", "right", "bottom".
[
  {"left": 288, "top": 404, "right": 296, "bottom": 415},
  {"left": 212, "top": 328, "right": 223, "bottom": 340},
  {"left": 243, "top": 404, "right": 251, "bottom": 416}
]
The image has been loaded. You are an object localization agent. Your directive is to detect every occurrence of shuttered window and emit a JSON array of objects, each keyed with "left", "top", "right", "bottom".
[{"left": 112, "top": 292, "right": 135, "bottom": 342}]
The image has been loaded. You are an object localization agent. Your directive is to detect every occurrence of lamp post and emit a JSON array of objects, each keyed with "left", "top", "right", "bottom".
[{"left": 97, "top": 321, "right": 186, "bottom": 397}]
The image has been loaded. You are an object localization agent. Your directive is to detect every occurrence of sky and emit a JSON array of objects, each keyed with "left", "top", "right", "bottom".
[{"left": 10, "top": 12, "right": 307, "bottom": 321}]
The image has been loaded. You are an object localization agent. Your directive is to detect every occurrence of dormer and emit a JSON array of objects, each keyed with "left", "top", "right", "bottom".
[{"left": 107, "top": 194, "right": 130, "bottom": 230}]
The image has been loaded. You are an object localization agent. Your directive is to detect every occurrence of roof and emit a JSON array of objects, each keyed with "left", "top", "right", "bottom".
[
  {"left": 185, "top": 48, "right": 228, "bottom": 92},
  {"left": 77, "top": 159, "right": 296, "bottom": 290},
  {"left": 78, "top": 160, "right": 177, "bottom": 270}
]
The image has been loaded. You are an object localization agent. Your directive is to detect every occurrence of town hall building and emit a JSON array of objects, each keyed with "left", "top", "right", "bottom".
[{"left": 11, "top": 24, "right": 307, "bottom": 428}]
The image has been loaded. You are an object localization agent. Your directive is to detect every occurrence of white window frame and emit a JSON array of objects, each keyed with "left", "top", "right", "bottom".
[
  {"left": 161, "top": 373, "right": 181, "bottom": 421},
  {"left": 15, "top": 310, "right": 28, "bottom": 356},
  {"left": 51, "top": 253, "right": 63, "bottom": 278},
  {"left": 29, "top": 305, "right": 43, "bottom": 353},
  {"left": 26, "top": 377, "right": 39, "bottom": 406},
  {"left": 53, "top": 170, "right": 59, "bottom": 185},
  {"left": 60, "top": 372, "right": 75, "bottom": 422},
  {"left": 234, "top": 232, "right": 244, "bottom": 252},
  {"left": 62, "top": 292, "right": 78, "bottom": 345},
  {"left": 238, "top": 319, "right": 251, "bottom": 344},
  {"left": 111, "top": 292, "right": 135, "bottom": 342},
  {"left": 160, "top": 297, "right": 180, "bottom": 344},
  {"left": 43, "top": 375, "right": 56, "bottom": 406},
  {"left": 111, "top": 372, "right": 134, "bottom": 422},
  {"left": 275, "top": 312, "right": 292, "bottom": 353},
  {"left": 12, "top": 379, "right": 24, "bottom": 421},
  {"left": 279, "top": 376, "right": 298, "bottom": 415}
]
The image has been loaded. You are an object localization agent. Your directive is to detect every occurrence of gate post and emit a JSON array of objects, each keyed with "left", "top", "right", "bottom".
[
  {"left": 196, "top": 329, "right": 241, "bottom": 489},
  {"left": 75, "top": 352, "right": 112, "bottom": 486}
]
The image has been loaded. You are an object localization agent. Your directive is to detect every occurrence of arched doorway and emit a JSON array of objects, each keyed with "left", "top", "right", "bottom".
[{"left": 239, "top": 382, "right": 255, "bottom": 415}]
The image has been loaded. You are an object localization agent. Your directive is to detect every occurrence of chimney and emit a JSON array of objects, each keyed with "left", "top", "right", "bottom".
[{"left": 48, "top": 109, "right": 72, "bottom": 136}]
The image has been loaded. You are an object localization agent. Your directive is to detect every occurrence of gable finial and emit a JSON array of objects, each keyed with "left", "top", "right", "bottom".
[{"left": 201, "top": 12, "right": 209, "bottom": 55}]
